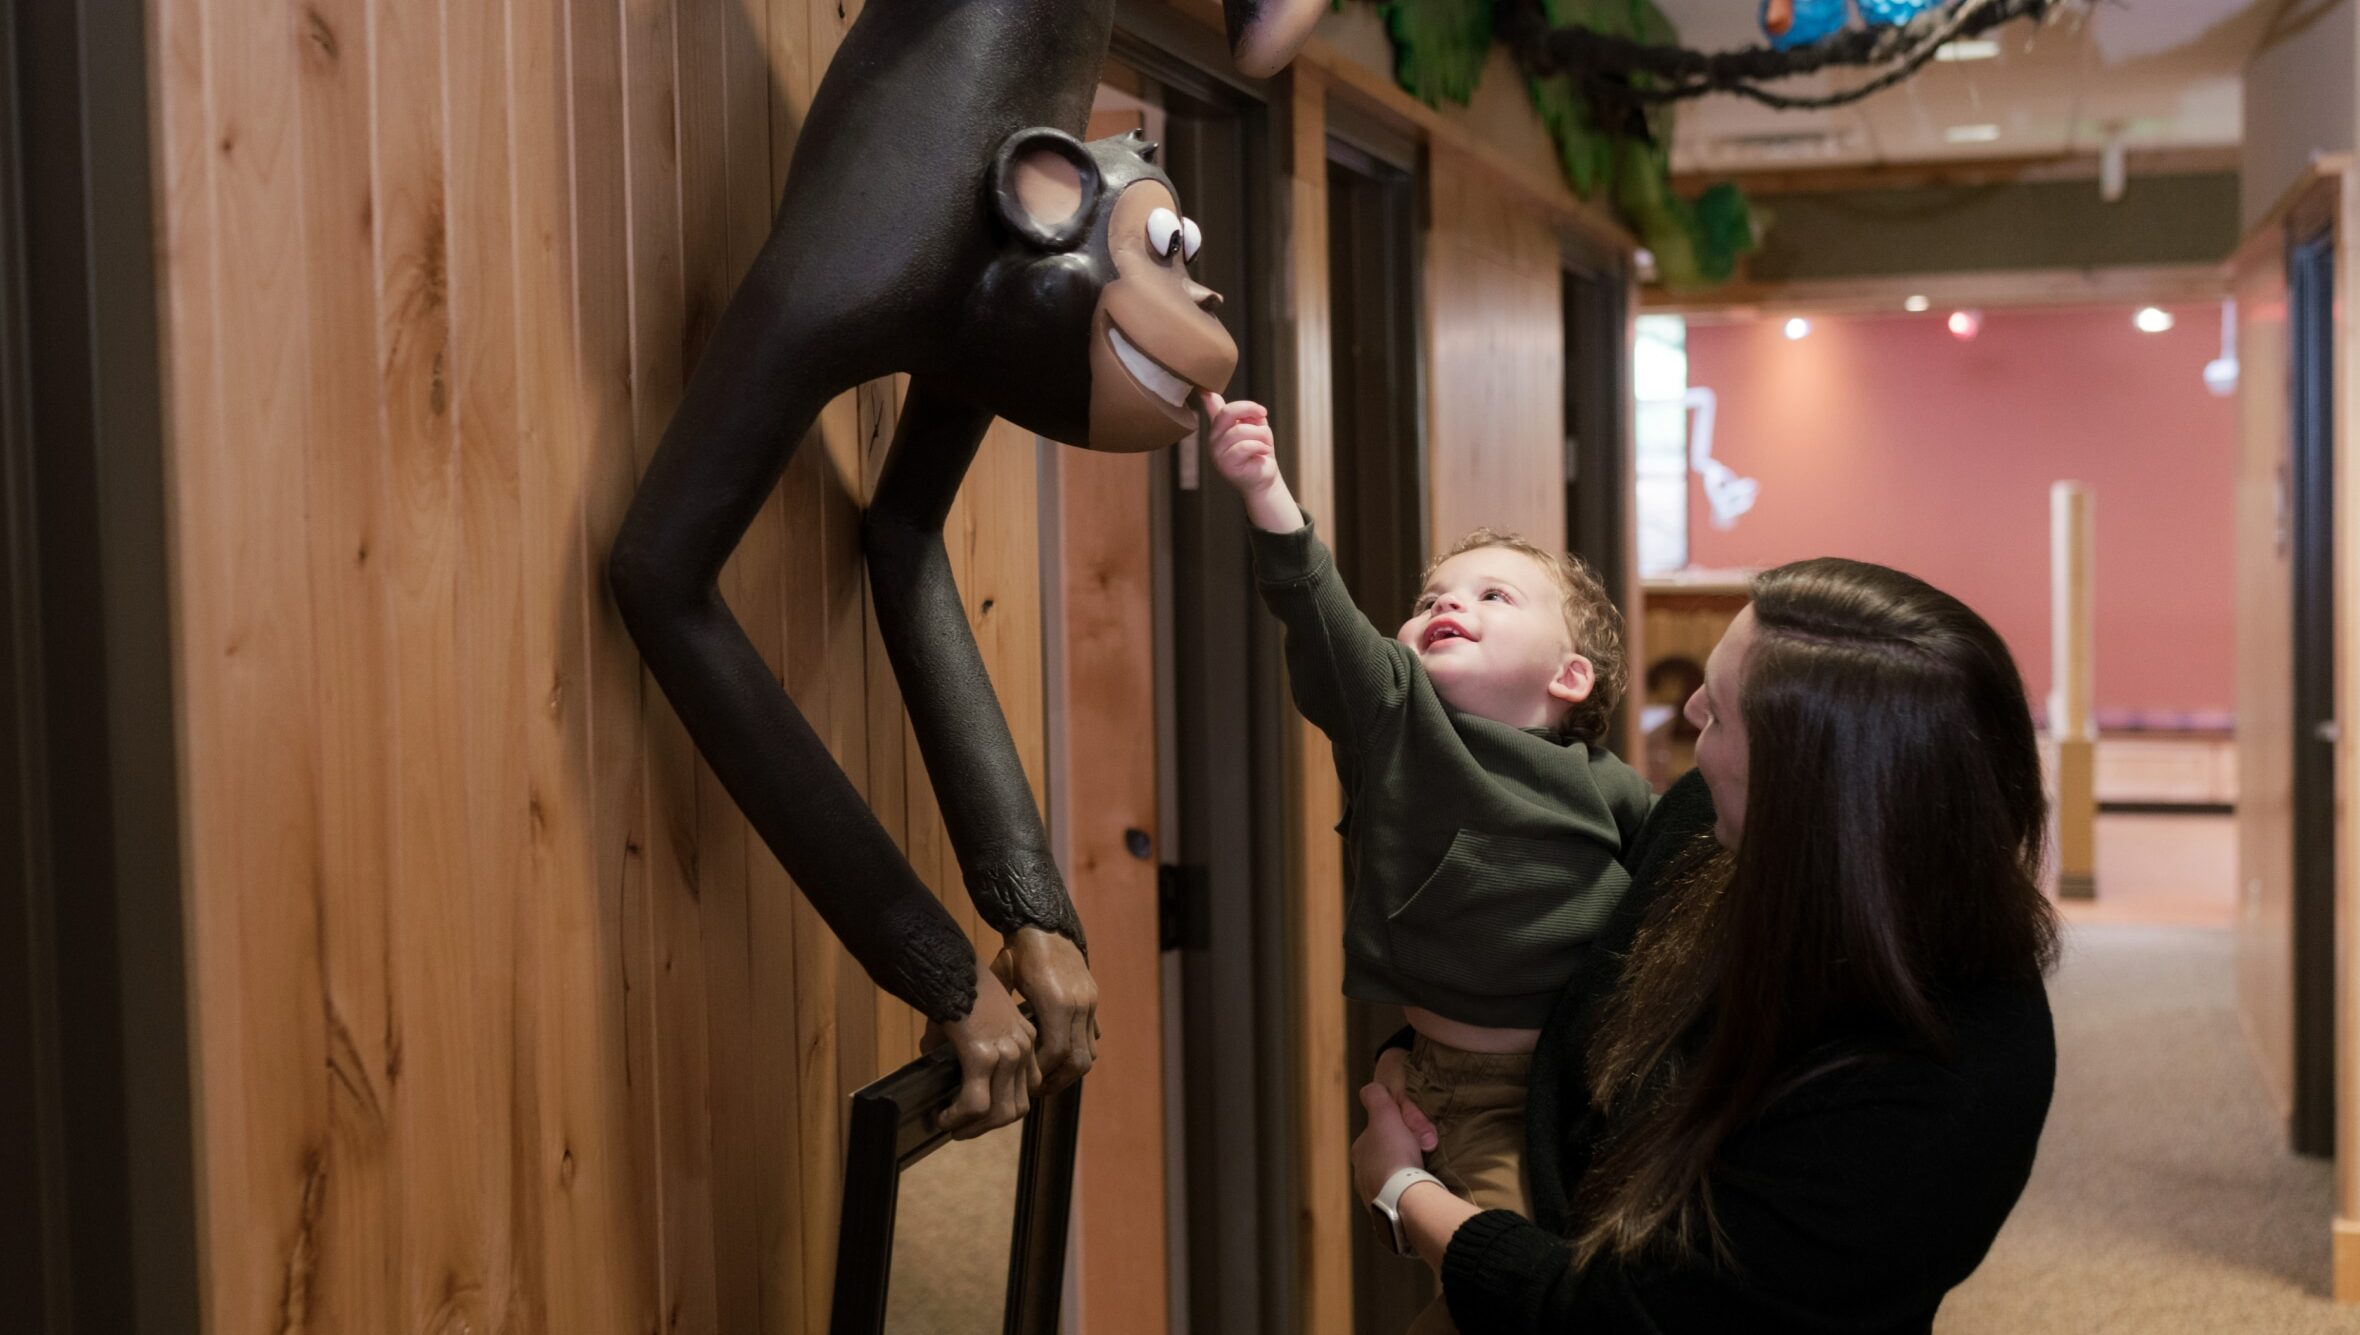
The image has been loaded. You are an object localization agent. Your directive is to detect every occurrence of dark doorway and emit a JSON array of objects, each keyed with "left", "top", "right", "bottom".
[
  {"left": 1323, "top": 120, "right": 1435, "bottom": 1335},
  {"left": 3, "top": 0, "right": 198, "bottom": 1329},
  {"left": 1562, "top": 257, "right": 1631, "bottom": 753},
  {"left": 1113, "top": 14, "right": 1295, "bottom": 1333},
  {"left": 2289, "top": 218, "right": 2336, "bottom": 1159}
]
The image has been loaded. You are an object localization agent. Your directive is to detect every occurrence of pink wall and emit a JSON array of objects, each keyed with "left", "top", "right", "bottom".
[{"left": 1682, "top": 304, "right": 2237, "bottom": 726}]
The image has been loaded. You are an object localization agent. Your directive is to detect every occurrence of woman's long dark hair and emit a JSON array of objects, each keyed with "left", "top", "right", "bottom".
[{"left": 1571, "top": 557, "right": 2060, "bottom": 1267}]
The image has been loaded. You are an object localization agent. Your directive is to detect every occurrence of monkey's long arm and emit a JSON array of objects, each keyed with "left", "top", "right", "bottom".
[
  {"left": 863, "top": 382, "right": 1086, "bottom": 951},
  {"left": 608, "top": 254, "right": 985, "bottom": 1024}
]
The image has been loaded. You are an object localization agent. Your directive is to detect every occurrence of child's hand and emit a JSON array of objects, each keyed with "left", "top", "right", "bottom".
[{"left": 1203, "top": 393, "right": 1280, "bottom": 495}]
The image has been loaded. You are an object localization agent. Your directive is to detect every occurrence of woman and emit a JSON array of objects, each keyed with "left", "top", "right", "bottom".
[{"left": 1354, "top": 557, "right": 2060, "bottom": 1332}]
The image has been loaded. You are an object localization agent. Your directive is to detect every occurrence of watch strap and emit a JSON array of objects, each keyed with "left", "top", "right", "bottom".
[{"left": 1372, "top": 1166, "right": 1445, "bottom": 1256}]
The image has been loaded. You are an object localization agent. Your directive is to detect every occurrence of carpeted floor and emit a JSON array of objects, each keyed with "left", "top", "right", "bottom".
[{"left": 1941, "top": 922, "right": 2360, "bottom": 1332}]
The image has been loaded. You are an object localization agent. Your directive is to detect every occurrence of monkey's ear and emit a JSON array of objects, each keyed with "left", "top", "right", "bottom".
[{"left": 991, "top": 128, "right": 1102, "bottom": 252}]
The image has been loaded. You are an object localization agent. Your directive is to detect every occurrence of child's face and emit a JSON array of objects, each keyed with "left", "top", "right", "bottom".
[{"left": 1397, "top": 546, "right": 1595, "bottom": 731}]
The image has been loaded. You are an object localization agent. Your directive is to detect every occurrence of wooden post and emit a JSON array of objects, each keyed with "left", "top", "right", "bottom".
[
  {"left": 2052, "top": 482, "right": 2097, "bottom": 900},
  {"left": 1280, "top": 63, "right": 1354, "bottom": 1335},
  {"left": 2331, "top": 167, "right": 2360, "bottom": 1306}
]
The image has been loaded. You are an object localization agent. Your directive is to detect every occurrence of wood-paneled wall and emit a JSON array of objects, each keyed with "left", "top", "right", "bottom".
[
  {"left": 1424, "top": 148, "right": 1567, "bottom": 552},
  {"left": 155, "top": 0, "right": 1051, "bottom": 1329}
]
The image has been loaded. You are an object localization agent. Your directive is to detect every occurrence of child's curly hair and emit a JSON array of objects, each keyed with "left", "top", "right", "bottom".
[{"left": 1426, "top": 529, "right": 1627, "bottom": 746}]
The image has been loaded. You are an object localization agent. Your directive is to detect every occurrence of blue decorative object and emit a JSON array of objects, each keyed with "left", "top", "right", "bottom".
[
  {"left": 1765, "top": 0, "right": 1849, "bottom": 47},
  {"left": 1856, "top": 0, "right": 1939, "bottom": 26}
]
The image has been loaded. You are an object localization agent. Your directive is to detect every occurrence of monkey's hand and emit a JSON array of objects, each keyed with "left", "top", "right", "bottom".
[
  {"left": 928, "top": 963, "right": 1043, "bottom": 1139},
  {"left": 997, "top": 925, "right": 1099, "bottom": 1095}
]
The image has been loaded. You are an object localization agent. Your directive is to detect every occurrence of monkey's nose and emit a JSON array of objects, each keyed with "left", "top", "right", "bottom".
[{"left": 1193, "top": 285, "right": 1225, "bottom": 314}]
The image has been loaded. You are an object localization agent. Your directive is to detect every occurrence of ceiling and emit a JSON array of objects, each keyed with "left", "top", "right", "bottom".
[{"left": 1655, "top": 0, "right": 2281, "bottom": 174}]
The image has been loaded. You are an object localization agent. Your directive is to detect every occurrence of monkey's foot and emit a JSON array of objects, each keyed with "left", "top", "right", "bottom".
[{"left": 1225, "top": 0, "right": 1325, "bottom": 78}]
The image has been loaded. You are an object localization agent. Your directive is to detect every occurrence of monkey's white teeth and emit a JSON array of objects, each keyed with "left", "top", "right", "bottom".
[{"left": 1109, "top": 325, "right": 1193, "bottom": 408}]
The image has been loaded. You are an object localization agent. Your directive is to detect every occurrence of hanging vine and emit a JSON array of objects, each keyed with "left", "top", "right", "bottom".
[{"left": 1370, "top": 0, "right": 2067, "bottom": 287}]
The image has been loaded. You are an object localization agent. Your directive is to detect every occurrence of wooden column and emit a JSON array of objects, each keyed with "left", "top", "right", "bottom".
[
  {"left": 2051, "top": 482, "right": 2097, "bottom": 900},
  {"left": 2331, "top": 167, "right": 2360, "bottom": 1305},
  {"left": 1280, "top": 62, "right": 1354, "bottom": 1335}
]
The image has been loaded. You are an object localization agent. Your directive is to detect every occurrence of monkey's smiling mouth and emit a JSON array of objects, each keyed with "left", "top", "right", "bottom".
[{"left": 1107, "top": 324, "right": 1195, "bottom": 409}]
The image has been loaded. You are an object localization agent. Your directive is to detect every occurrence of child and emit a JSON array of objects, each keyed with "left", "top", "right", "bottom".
[{"left": 1203, "top": 393, "right": 1652, "bottom": 1248}]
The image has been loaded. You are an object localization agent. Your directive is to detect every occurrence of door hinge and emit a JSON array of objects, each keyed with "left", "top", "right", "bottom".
[{"left": 1158, "top": 864, "right": 1209, "bottom": 952}]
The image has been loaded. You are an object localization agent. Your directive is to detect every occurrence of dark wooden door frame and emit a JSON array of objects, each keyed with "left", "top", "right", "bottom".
[
  {"left": 1321, "top": 127, "right": 1436, "bottom": 1335},
  {"left": 3, "top": 0, "right": 198, "bottom": 1329},
  {"left": 1560, "top": 243, "right": 1634, "bottom": 753},
  {"left": 2288, "top": 206, "right": 2336, "bottom": 1160},
  {"left": 1111, "top": 10, "right": 1296, "bottom": 1332}
]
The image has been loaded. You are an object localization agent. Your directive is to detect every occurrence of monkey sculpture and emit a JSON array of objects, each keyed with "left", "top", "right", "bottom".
[{"left": 608, "top": 0, "right": 1322, "bottom": 1135}]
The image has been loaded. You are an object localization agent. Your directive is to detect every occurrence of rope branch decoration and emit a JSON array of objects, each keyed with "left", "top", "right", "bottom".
[{"left": 1500, "top": 0, "right": 2065, "bottom": 113}]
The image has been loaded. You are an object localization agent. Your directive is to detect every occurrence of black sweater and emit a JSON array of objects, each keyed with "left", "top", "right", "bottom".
[{"left": 1439, "top": 771, "right": 2057, "bottom": 1333}]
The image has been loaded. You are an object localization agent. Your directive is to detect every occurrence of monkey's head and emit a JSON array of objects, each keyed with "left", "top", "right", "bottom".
[{"left": 965, "top": 127, "right": 1238, "bottom": 453}]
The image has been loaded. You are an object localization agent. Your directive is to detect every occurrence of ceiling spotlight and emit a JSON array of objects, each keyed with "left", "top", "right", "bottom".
[
  {"left": 1948, "top": 309, "right": 1983, "bottom": 341},
  {"left": 1935, "top": 39, "right": 2001, "bottom": 61},
  {"left": 2134, "top": 306, "right": 2174, "bottom": 334},
  {"left": 1945, "top": 124, "right": 2001, "bottom": 144},
  {"left": 1784, "top": 317, "right": 1812, "bottom": 340},
  {"left": 1904, "top": 294, "right": 1931, "bottom": 313}
]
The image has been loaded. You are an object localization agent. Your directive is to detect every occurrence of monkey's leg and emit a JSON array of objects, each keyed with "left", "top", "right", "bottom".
[
  {"left": 863, "top": 380, "right": 1099, "bottom": 1083},
  {"left": 1224, "top": 0, "right": 1327, "bottom": 77},
  {"left": 607, "top": 282, "right": 982, "bottom": 1028}
]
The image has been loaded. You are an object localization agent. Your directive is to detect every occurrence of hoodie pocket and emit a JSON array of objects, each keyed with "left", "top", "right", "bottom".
[{"left": 1385, "top": 829, "right": 1628, "bottom": 999}]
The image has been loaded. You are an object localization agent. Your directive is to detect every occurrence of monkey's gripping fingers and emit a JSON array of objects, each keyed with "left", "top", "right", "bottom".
[
  {"left": 930, "top": 964, "right": 1042, "bottom": 1139},
  {"left": 1002, "top": 926, "right": 1099, "bottom": 1095}
]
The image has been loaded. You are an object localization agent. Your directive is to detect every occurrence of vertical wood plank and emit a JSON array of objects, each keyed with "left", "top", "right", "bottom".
[
  {"left": 556, "top": 0, "right": 673, "bottom": 1324},
  {"left": 1281, "top": 65, "right": 1352, "bottom": 1335},
  {"left": 294, "top": 0, "right": 401, "bottom": 1325},
  {"left": 507, "top": 0, "right": 658, "bottom": 1326},
  {"left": 1424, "top": 149, "right": 1565, "bottom": 553},
  {"left": 167, "top": 0, "right": 331, "bottom": 1327},
  {"left": 615, "top": 0, "right": 724, "bottom": 1321},
  {"left": 446, "top": 0, "right": 533, "bottom": 1321},
  {"left": 370, "top": 0, "right": 497, "bottom": 1325},
  {"left": 1057, "top": 448, "right": 1168, "bottom": 1335},
  {"left": 670, "top": 0, "right": 750, "bottom": 1320}
]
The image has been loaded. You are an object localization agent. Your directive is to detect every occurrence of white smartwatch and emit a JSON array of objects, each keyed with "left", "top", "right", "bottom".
[{"left": 1368, "top": 1166, "right": 1446, "bottom": 1257}]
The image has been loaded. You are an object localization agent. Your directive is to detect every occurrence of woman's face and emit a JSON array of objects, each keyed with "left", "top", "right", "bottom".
[{"left": 1684, "top": 606, "right": 1755, "bottom": 847}]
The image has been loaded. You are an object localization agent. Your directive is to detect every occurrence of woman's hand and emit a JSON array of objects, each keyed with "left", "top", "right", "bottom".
[
  {"left": 1353, "top": 1081, "right": 1430, "bottom": 1203},
  {"left": 1355, "top": 1081, "right": 1484, "bottom": 1269},
  {"left": 1372, "top": 1047, "right": 1439, "bottom": 1152}
]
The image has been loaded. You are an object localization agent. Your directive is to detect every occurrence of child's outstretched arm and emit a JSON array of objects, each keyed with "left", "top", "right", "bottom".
[
  {"left": 1199, "top": 393, "right": 1409, "bottom": 754},
  {"left": 1204, "top": 393, "right": 1306, "bottom": 533}
]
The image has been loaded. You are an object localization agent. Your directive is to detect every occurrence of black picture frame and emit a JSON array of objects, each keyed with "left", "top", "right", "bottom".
[{"left": 829, "top": 1042, "right": 1083, "bottom": 1335}]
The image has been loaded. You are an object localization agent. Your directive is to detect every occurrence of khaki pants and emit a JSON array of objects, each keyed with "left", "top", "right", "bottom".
[{"left": 1400, "top": 1036, "right": 1531, "bottom": 1335}]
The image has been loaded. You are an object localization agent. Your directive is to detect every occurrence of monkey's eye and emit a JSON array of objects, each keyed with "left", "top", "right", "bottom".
[
  {"left": 1147, "top": 208, "right": 1182, "bottom": 259},
  {"left": 1181, "top": 217, "right": 1203, "bottom": 262}
]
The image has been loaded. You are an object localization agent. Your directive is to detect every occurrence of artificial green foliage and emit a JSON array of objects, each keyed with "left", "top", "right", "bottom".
[
  {"left": 1372, "top": 0, "right": 1757, "bottom": 287},
  {"left": 1525, "top": 72, "right": 1612, "bottom": 199},
  {"left": 1377, "top": 0, "right": 1493, "bottom": 106}
]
